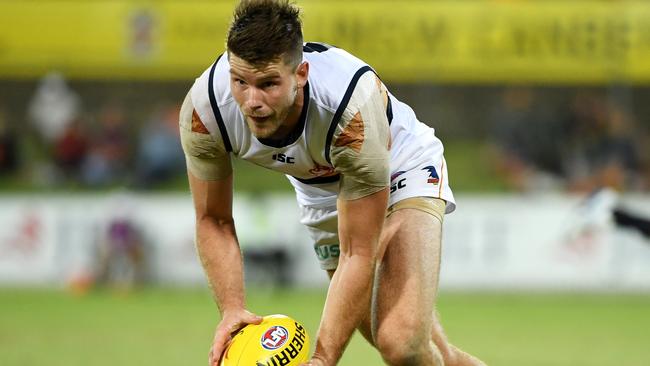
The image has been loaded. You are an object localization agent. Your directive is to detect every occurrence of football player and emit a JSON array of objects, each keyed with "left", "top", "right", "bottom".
[{"left": 181, "top": 1, "right": 485, "bottom": 365}]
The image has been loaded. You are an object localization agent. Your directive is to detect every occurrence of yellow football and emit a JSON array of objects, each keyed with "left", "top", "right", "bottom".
[{"left": 220, "top": 314, "right": 310, "bottom": 366}]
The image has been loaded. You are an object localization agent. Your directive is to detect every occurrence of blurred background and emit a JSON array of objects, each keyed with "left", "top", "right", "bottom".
[{"left": 1, "top": 1, "right": 650, "bottom": 365}]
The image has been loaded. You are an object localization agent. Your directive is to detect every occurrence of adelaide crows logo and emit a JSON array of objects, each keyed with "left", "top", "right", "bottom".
[{"left": 422, "top": 166, "right": 440, "bottom": 184}]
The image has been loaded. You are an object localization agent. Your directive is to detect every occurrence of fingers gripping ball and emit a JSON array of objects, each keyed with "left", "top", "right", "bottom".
[{"left": 220, "top": 314, "right": 310, "bottom": 366}]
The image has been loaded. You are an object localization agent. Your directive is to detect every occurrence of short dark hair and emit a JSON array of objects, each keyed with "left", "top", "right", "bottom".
[{"left": 227, "top": 0, "right": 303, "bottom": 69}]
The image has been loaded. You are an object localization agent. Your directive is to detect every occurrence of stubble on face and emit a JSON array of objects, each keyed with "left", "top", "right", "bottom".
[
  {"left": 229, "top": 55, "right": 301, "bottom": 140},
  {"left": 247, "top": 82, "right": 298, "bottom": 140}
]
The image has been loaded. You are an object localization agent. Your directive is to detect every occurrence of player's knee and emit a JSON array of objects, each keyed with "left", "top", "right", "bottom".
[{"left": 375, "top": 323, "right": 443, "bottom": 366}]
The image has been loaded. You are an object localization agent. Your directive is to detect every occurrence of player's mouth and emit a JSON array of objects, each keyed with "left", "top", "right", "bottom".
[{"left": 249, "top": 115, "right": 271, "bottom": 124}]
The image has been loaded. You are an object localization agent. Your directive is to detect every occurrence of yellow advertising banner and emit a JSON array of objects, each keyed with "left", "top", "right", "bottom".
[{"left": 0, "top": 1, "right": 649, "bottom": 84}]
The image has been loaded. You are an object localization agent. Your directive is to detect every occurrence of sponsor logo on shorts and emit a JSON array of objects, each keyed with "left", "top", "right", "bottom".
[
  {"left": 422, "top": 166, "right": 440, "bottom": 184},
  {"left": 315, "top": 244, "right": 340, "bottom": 261},
  {"left": 261, "top": 326, "right": 289, "bottom": 350}
]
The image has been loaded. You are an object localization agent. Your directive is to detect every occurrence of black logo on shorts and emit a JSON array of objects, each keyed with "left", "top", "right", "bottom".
[{"left": 390, "top": 178, "right": 406, "bottom": 193}]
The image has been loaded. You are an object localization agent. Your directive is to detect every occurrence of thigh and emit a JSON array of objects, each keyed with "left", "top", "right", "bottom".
[{"left": 372, "top": 206, "right": 443, "bottom": 339}]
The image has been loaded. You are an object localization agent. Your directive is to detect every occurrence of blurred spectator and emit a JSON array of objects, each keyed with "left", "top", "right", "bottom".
[
  {"left": 0, "top": 104, "right": 19, "bottom": 175},
  {"left": 96, "top": 193, "right": 147, "bottom": 290},
  {"left": 82, "top": 103, "right": 132, "bottom": 186},
  {"left": 28, "top": 72, "right": 81, "bottom": 145},
  {"left": 562, "top": 92, "right": 642, "bottom": 192},
  {"left": 614, "top": 207, "right": 650, "bottom": 240},
  {"left": 490, "top": 88, "right": 644, "bottom": 193},
  {"left": 52, "top": 118, "right": 88, "bottom": 181},
  {"left": 489, "top": 87, "right": 567, "bottom": 191},
  {"left": 572, "top": 188, "right": 650, "bottom": 247},
  {"left": 134, "top": 103, "right": 185, "bottom": 188},
  {"left": 26, "top": 72, "right": 83, "bottom": 185}
]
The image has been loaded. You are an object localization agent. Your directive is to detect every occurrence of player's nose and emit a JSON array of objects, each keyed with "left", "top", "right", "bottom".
[{"left": 245, "top": 87, "right": 264, "bottom": 111}]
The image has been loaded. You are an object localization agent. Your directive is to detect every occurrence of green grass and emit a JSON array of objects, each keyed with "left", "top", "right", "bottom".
[{"left": 1, "top": 288, "right": 649, "bottom": 366}]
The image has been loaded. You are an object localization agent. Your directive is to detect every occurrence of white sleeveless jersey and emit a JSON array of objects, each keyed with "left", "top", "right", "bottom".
[{"left": 191, "top": 43, "right": 455, "bottom": 212}]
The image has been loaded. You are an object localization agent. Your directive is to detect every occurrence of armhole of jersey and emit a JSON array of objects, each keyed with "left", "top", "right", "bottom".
[
  {"left": 324, "top": 65, "right": 374, "bottom": 164},
  {"left": 376, "top": 73, "right": 393, "bottom": 125},
  {"left": 208, "top": 54, "right": 233, "bottom": 152},
  {"left": 386, "top": 95, "right": 394, "bottom": 125}
]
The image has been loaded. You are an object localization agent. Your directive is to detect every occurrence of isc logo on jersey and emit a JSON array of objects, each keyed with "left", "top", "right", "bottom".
[{"left": 220, "top": 314, "right": 310, "bottom": 366}]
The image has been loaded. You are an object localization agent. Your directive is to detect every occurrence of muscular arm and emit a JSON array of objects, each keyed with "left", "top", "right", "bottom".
[
  {"left": 180, "top": 89, "right": 261, "bottom": 365},
  {"left": 312, "top": 72, "right": 391, "bottom": 364},
  {"left": 190, "top": 171, "right": 263, "bottom": 366},
  {"left": 181, "top": 88, "right": 241, "bottom": 308},
  {"left": 189, "top": 171, "right": 244, "bottom": 314},
  {"left": 313, "top": 188, "right": 388, "bottom": 364}
]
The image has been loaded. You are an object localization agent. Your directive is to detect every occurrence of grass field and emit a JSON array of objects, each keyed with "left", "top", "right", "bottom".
[{"left": 1, "top": 288, "right": 649, "bottom": 366}]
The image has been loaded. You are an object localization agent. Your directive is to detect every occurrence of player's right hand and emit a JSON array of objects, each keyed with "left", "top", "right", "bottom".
[{"left": 209, "top": 309, "right": 263, "bottom": 366}]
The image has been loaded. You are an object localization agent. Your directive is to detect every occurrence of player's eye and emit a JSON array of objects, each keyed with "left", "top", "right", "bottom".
[
  {"left": 233, "top": 78, "right": 246, "bottom": 86},
  {"left": 261, "top": 81, "right": 277, "bottom": 89}
]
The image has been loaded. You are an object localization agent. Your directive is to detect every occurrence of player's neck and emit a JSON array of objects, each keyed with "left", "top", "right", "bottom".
[{"left": 284, "top": 85, "right": 305, "bottom": 130}]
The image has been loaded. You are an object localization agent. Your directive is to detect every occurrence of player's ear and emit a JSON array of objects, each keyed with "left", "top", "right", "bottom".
[{"left": 295, "top": 61, "right": 309, "bottom": 88}]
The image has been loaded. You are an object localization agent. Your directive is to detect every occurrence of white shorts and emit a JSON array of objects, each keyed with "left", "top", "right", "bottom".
[{"left": 299, "top": 159, "right": 455, "bottom": 270}]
